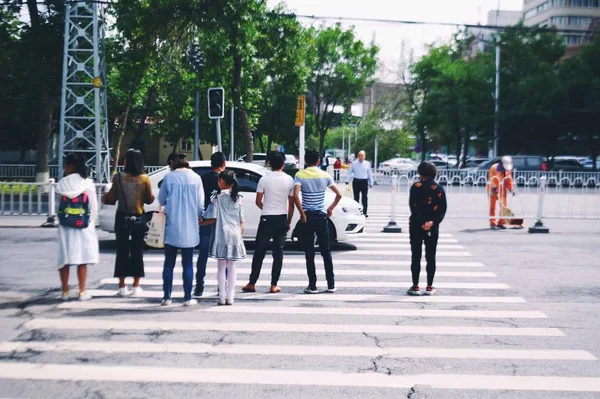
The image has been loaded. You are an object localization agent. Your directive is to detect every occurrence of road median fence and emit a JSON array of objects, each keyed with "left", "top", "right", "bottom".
[{"left": 1, "top": 167, "right": 599, "bottom": 227}]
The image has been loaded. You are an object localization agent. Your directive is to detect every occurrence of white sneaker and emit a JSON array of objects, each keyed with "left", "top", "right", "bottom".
[
  {"left": 78, "top": 292, "right": 92, "bottom": 301},
  {"left": 183, "top": 299, "right": 198, "bottom": 307},
  {"left": 218, "top": 299, "right": 227, "bottom": 306},
  {"left": 131, "top": 286, "right": 143, "bottom": 297},
  {"left": 226, "top": 298, "right": 234, "bottom": 305},
  {"left": 59, "top": 292, "right": 69, "bottom": 301},
  {"left": 304, "top": 287, "right": 318, "bottom": 294},
  {"left": 117, "top": 287, "right": 132, "bottom": 297},
  {"left": 161, "top": 299, "right": 172, "bottom": 306}
]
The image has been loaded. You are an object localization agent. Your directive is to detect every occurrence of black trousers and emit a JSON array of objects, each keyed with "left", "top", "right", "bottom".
[
  {"left": 249, "top": 215, "right": 288, "bottom": 286},
  {"left": 333, "top": 169, "right": 340, "bottom": 182},
  {"left": 352, "top": 179, "right": 369, "bottom": 216},
  {"left": 114, "top": 211, "right": 145, "bottom": 278},
  {"left": 302, "top": 211, "right": 335, "bottom": 289},
  {"left": 409, "top": 223, "right": 439, "bottom": 287}
]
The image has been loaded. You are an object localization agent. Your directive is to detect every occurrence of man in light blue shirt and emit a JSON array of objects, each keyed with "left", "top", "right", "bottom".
[
  {"left": 158, "top": 154, "right": 204, "bottom": 306},
  {"left": 345, "top": 150, "right": 373, "bottom": 217}
]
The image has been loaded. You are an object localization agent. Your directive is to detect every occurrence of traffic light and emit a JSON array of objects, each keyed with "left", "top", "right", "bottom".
[{"left": 208, "top": 87, "right": 224, "bottom": 119}]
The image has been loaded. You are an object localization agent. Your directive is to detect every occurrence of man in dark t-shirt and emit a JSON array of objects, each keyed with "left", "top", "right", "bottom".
[{"left": 194, "top": 152, "right": 226, "bottom": 296}]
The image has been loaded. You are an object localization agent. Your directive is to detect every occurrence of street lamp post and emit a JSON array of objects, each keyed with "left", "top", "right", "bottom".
[{"left": 187, "top": 43, "right": 204, "bottom": 160}]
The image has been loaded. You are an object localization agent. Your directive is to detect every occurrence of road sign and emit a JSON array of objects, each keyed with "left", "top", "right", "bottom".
[
  {"left": 208, "top": 88, "right": 225, "bottom": 119},
  {"left": 295, "top": 95, "right": 305, "bottom": 127}
]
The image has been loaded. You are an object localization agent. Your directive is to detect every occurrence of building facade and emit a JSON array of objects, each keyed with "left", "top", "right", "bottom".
[
  {"left": 522, "top": 0, "right": 600, "bottom": 45},
  {"left": 471, "top": 10, "right": 522, "bottom": 56}
]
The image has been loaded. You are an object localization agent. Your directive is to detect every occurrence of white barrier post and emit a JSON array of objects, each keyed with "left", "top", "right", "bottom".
[
  {"left": 528, "top": 175, "right": 549, "bottom": 234},
  {"left": 383, "top": 174, "right": 402, "bottom": 233},
  {"left": 42, "top": 178, "right": 58, "bottom": 228}
]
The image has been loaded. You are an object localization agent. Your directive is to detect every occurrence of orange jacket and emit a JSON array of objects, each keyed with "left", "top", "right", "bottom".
[{"left": 488, "top": 163, "right": 513, "bottom": 195}]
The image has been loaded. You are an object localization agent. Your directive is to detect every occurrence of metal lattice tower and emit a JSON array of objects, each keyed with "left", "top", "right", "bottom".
[{"left": 58, "top": 1, "right": 109, "bottom": 183}]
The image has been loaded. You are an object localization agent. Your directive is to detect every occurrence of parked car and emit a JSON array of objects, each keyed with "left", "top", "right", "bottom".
[
  {"left": 430, "top": 160, "right": 450, "bottom": 168},
  {"left": 582, "top": 159, "right": 599, "bottom": 170},
  {"left": 476, "top": 155, "right": 544, "bottom": 172},
  {"left": 463, "top": 157, "right": 489, "bottom": 168},
  {"left": 237, "top": 153, "right": 268, "bottom": 166},
  {"left": 551, "top": 159, "right": 584, "bottom": 172},
  {"left": 285, "top": 154, "right": 298, "bottom": 169},
  {"left": 378, "top": 158, "right": 417, "bottom": 174},
  {"left": 99, "top": 161, "right": 365, "bottom": 245}
]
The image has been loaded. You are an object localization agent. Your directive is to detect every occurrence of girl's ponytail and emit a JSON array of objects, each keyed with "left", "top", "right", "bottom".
[
  {"left": 230, "top": 178, "right": 240, "bottom": 203},
  {"left": 219, "top": 169, "right": 240, "bottom": 202}
]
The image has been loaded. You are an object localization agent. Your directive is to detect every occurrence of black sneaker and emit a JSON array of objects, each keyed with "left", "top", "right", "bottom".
[
  {"left": 193, "top": 287, "right": 204, "bottom": 297},
  {"left": 326, "top": 286, "right": 337, "bottom": 293},
  {"left": 304, "top": 286, "right": 318, "bottom": 294},
  {"left": 497, "top": 225, "right": 507, "bottom": 230}
]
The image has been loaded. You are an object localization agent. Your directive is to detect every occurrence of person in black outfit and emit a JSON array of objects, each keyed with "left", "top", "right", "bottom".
[
  {"left": 194, "top": 152, "right": 226, "bottom": 296},
  {"left": 407, "top": 162, "right": 447, "bottom": 296}
]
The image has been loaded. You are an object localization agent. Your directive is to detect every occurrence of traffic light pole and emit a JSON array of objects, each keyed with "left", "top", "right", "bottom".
[
  {"left": 230, "top": 107, "right": 234, "bottom": 161},
  {"left": 216, "top": 118, "right": 223, "bottom": 153},
  {"left": 194, "top": 75, "right": 200, "bottom": 161}
]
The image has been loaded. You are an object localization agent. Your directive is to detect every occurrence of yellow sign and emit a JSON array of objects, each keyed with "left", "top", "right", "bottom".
[
  {"left": 295, "top": 95, "right": 305, "bottom": 127},
  {"left": 93, "top": 77, "right": 102, "bottom": 88}
]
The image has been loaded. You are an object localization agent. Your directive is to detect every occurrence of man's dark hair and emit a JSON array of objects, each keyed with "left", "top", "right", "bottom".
[
  {"left": 417, "top": 162, "right": 437, "bottom": 179},
  {"left": 167, "top": 153, "right": 178, "bottom": 165},
  {"left": 210, "top": 152, "right": 226, "bottom": 169},
  {"left": 304, "top": 148, "right": 320, "bottom": 167},
  {"left": 268, "top": 151, "right": 286, "bottom": 171}
]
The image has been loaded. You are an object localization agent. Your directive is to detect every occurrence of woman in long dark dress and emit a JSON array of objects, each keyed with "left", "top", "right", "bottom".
[{"left": 104, "top": 149, "right": 154, "bottom": 297}]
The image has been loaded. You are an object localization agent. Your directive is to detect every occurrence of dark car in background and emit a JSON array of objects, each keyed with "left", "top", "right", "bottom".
[{"left": 550, "top": 159, "right": 584, "bottom": 172}]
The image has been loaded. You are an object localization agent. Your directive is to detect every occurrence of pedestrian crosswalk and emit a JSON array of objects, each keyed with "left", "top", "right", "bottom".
[{"left": 0, "top": 206, "right": 598, "bottom": 397}]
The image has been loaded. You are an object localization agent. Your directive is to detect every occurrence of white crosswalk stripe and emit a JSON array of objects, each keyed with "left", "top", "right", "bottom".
[
  {"left": 57, "top": 302, "right": 546, "bottom": 319},
  {"left": 1, "top": 362, "right": 600, "bottom": 392},
  {"left": 86, "top": 290, "right": 526, "bottom": 303},
  {"left": 1, "top": 212, "right": 596, "bottom": 397},
  {"left": 143, "top": 267, "right": 496, "bottom": 277},
  {"left": 22, "top": 318, "right": 564, "bottom": 336},
  {"left": 99, "top": 278, "right": 509, "bottom": 289},
  {"left": 1, "top": 341, "right": 594, "bottom": 360}
]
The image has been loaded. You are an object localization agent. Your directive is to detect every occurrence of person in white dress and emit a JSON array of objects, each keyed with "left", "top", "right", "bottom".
[
  {"left": 56, "top": 154, "right": 100, "bottom": 301},
  {"left": 201, "top": 170, "right": 246, "bottom": 305}
]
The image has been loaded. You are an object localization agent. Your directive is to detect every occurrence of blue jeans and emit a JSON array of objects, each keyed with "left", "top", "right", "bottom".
[
  {"left": 163, "top": 245, "right": 194, "bottom": 301},
  {"left": 195, "top": 225, "right": 213, "bottom": 289}
]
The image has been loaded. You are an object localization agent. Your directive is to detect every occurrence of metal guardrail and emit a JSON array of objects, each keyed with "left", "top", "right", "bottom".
[
  {"left": 0, "top": 180, "right": 108, "bottom": 226},
  {"left": 0, "top": 164, "right": 165, "bottom": 180}
]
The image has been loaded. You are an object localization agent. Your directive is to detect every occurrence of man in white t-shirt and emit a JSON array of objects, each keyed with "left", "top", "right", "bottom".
[{"left": 242, "top": 151, "right": 295, "bottom": 293}]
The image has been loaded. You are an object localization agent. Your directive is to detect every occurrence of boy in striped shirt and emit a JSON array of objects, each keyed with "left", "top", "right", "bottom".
[{"left": 293, "top": 148, "right": 343, "bottom": 294}]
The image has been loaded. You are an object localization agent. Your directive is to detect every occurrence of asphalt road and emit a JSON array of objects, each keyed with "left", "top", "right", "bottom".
[{"left": 0, "top": 186, "right": 599, "bottom": 398}]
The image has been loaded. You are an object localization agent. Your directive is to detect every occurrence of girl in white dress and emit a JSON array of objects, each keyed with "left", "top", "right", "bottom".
[
  {"left": 56, "top": 154, "right": 100, "bottom": 301},
  {"left": 202, "top": 170, "right": 246, "bottom": 305}
]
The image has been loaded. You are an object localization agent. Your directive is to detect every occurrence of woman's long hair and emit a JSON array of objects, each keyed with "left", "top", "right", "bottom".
[
  {"left": 219, "top": 169, "right": 240, "bottom": 202},
  {"left": 64, "top": 153, "right": 88, "bottom": 179},
  {"left": 124, "top": 149, "right": 145, "bottom": 176}
]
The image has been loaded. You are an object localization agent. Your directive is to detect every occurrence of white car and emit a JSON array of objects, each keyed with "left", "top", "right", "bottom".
[
  {"left": 236, "top": 153, "right": 268, "bottom": 166},
  {"left": 99, "top": 161, "right": 366, "bottom": 245},
  {"left": 378, "top": 158, "right": 417, "bottom": 174}
]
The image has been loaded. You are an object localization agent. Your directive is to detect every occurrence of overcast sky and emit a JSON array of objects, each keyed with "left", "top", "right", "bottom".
[{"left": 268, "top": 0, "right": 524, "bottom": 82}]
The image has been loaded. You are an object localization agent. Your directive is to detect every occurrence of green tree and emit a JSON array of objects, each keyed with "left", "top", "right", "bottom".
[{"left": 306, "top": 24, "right": 378, "bottom": 154}]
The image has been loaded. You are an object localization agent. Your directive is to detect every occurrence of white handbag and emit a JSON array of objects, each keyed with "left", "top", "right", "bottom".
[{"left": 145, "top": 212, "right": 166, "bottom": 248}]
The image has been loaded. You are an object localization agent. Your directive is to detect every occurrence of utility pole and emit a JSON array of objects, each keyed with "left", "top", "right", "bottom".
[{"left": 493, "top": 2, "right": 502, "bottom": 158}]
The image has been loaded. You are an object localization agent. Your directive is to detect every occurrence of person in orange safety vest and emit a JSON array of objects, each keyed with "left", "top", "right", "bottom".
[{"left": 488, "top": 156, "right": 515, "bottom": 230}]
